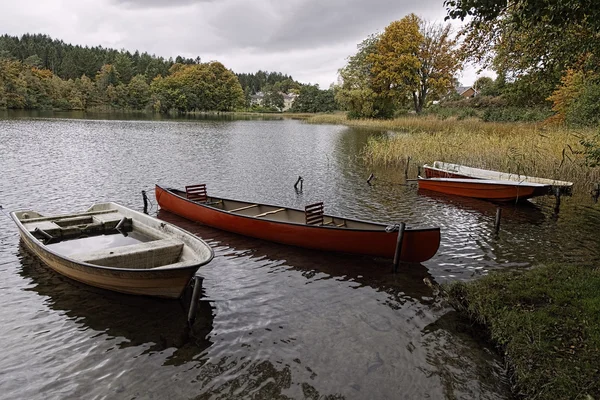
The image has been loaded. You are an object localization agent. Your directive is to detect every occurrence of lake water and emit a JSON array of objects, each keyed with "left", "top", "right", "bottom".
[{"left": 1, "top": 111, "right": 599, "bottom": 399}]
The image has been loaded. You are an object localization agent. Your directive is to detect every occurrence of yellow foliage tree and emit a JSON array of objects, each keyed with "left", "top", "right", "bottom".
[
  {"left": 547, "top": 69, "right": 586, "bottom": 123},
  {"left": 370, "top": 14, "right": 460, "bottom": 114}
]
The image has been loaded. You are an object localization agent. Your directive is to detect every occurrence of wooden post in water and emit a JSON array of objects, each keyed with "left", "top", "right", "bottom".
[
  {"left": 367, "top": 173, "right": 375, "bottom": 185},
  {"left": 393, "top": 222, "right": 406, "bottom": 273},
  {"left": 142, "top": 190, "right": 149, "bottom": 214},
  {"left": 294, "top": 176, "right": 303, "bottom": 192},
  {"left": 187, "top": 275, "right": 202, "bottom": 327},
  {"left": 592, "top": 183, "right": 600, "bottom": 203},
  {"left": 404, "top": 156, "right": 411, "bottom": 179},
  {"left": 494, "top": 208, "right": 502, "bottom": 234},
  {"left": 554, "top": 187, "right": 561, "bottom": 214}
]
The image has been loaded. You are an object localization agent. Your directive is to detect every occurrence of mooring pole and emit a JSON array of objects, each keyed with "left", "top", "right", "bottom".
[
  {"left": 417, "top": 166, "right": 421, "bottom": 177},
  {"left": 392, "top": 222, "right": 406, "bottom": 273},
  {"left": 494, "top": 208, "right": 502, "bottom": 234},
  {"left": 404, "top": 156, "right": 411, "bottom": 179},
  {"left": 294, "top": 176, "right": 304, "bottom": 192},
  {"left": 592, "top": 183, "right": 600, "bottom": 203},
  {"left": 187, "top": 275, "right": 202, "bottom": 327},
  {"left": 367, "top": 173, "right": 375, "bottom": 185},
  {"left": 554, "top": 187, "right": 561, "bottom": 214},
  {"left": 142, "top": 190, "right": 149, "bottom": 214}
]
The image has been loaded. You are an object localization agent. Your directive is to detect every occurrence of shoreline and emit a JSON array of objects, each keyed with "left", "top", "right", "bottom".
[{"left": 445, "top": 264, "right": 600, "bottom": 399}]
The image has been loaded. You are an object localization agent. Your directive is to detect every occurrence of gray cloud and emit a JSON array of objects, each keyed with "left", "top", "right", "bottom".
[
  {"left": 110, "top": 0, "right": 212, "bottom": 9},
  {"left": 0, "top": 0, "right": 480, "bottom": 87}
]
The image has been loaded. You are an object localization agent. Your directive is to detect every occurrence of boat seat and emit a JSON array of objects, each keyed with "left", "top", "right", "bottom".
[
  {"left": 186, "top": 184, "right": 208, "bottom": 202},
  {"left": 229, "top": 204, "right": 258, "bottom": 213},
  {"left": 254, "top": 208, "right": 286, "bottom": 218},
  {"left": 305, "top": 202, "right": 324, "bottom": 225},
  {"left": 70, "top": 238, "right": 184, "bottom": 269}
]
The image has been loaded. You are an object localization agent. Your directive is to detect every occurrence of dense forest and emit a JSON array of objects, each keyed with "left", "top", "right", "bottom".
[{"left": 0, "top": 33, "right": 337, "bottom": 113}]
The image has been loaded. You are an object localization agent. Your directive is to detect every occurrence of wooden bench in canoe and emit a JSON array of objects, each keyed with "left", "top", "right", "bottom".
[
  {"left": 154, "top": 184, "right": 440, "bottom": 262},
  {"left": 11, "top": 202, "right": 214, "bottom": 298}
]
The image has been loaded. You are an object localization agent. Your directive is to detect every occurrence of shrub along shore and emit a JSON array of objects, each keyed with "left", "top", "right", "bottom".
[
  {"left": 307, "top": 113, "right": 600, "bottom": 399},
  {"left": 306, "top": 113, "right": 600, "bottom": 191}
]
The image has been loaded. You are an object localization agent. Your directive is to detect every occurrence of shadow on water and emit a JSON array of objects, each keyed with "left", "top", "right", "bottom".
[
  {"left": 156, "top": 209, "right": 437, "bottom": 306},
  {"left": 17, "top": 242, "right": 215, "bottom": 367},
  {"left": 418, "top": 188, "right": 548, "bottom": 225}
]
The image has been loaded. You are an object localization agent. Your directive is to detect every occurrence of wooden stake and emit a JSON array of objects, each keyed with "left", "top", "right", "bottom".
[
  {"left": 187, "top": 276, "right": 202, "bottom": 327},
  {"left": 494, "top": 208, "right": 502, "bottom": 234},
  {"left": 393, "top": 222, "right": 406, "bottom": 273},
  {"left": 142, "top": 190, "right": 149, "bottom": 214}
]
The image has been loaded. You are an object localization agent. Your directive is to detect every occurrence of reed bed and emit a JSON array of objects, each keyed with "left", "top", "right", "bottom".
[{"left": 307, "top": 114, "right": 600, "bottom": 191}]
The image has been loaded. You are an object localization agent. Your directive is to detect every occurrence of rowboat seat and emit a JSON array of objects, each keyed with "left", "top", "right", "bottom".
[
  {"left": 70, "top": 238, "right": 184, "bottom": 269},
  {"left": 254, "top": 208, "right": 286, "bottom": 218}
]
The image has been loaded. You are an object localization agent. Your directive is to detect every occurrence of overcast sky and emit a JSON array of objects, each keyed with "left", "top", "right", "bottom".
[{"left": 0, "top": 0, "right": 487, "bottom": 87}]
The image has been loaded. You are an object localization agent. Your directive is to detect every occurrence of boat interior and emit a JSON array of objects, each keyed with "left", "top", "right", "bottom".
[
  {"left": 15, "top": 207, "right": 199, "bottom": 270},
  {"left": 429, "top": 161, "right": 573, "bottom": 188},
  {"left": 174, "top": 185, "right": 386, "bottom": 231}
]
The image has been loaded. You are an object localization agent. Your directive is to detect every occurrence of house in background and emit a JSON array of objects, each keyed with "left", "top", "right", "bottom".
[
  {"left": 283, "top": 93, "right": 298, "bottom": 110},
  {"left": 250, "top": 92, "right": 298, "bottom": 111},
  {"left": 455, "top": 86, "right": 478, "bottom": 98}
]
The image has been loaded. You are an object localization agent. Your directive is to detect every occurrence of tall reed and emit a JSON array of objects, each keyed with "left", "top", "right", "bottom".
[{"left": 307, "top": 114, "right": 600, "bottom": 190}]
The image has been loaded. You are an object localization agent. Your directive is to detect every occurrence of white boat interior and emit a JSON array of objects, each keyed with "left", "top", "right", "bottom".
[
  {"left": 15, "top": 203, "right": 212, "bottom": 270},
  {"left": 427, "top": 161, "right": 574, "bottom": 187}
]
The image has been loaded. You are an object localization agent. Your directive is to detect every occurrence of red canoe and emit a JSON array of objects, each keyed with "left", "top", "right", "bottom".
[
  {"left": 155, "top": 184, "right": 440, "bottom": 262},
  {"left": 418, "top": 177, "right": 551, "bottom": 202}
]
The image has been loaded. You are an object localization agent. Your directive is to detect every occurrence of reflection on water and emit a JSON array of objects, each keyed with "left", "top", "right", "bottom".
[
  {"left": 2, "top": 112, "right": 598, "bottom": 399},
  {"left": 19, "top": 243, "right": 214, "bottom": 367}
]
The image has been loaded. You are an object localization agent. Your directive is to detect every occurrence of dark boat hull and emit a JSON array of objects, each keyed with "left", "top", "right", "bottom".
[{"left": 155, "top": 185, "right": 440, "bottom": 262}]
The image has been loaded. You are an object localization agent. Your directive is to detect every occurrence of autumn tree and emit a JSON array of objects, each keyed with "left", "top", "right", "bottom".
[
  {"left": 335, "top": 34, "right": 389, "bottom": 118},
  {"left": 369, "top": 15, "right": 459, "bottom": 114}
]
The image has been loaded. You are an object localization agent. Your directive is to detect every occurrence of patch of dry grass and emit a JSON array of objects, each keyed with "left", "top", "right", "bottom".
[{"left": 307, "top": 114, "right": 600, "bottom": 190}]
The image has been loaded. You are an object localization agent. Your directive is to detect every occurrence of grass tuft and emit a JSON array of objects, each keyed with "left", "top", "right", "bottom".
[{"left": 446, "top": 264, "right": 600, "bottom": 400}]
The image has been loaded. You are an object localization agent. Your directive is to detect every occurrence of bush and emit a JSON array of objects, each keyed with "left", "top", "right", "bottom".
[{"left": 565, "top": 83, "right": 600, "bottom": 127}]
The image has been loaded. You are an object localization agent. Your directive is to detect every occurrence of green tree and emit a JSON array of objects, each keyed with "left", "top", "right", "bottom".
[
  {"left": 291, "top": 85, "right": 336, "bottom": 113},
  {"left": 114, "top": 52, "right": 134, "bottom": 84},
  {"left": 262, "top": 84, "right": 284, "bottom": 110},
  {"left": 335, "top": 34, "right": 388, "bottom": 118},
  {"left": 126, "top": 74, "right": 151, "bottom": 110}
]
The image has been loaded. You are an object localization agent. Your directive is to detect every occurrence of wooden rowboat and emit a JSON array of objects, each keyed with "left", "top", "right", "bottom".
[
  {"left": 418, "top": 177, "right": 552, "bottom": 202},
  {"left": 423, "top": 161, "right": 573, "bottom": 195},
  {"left": 155, "top": 184, "right": 440, "bottom": 262},
  {"left": 11, "top": 202, "right": 214, "bottom": 298}
]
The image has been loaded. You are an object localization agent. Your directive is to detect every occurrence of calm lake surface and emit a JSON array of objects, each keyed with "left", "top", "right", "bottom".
[{"left": 1, "top": 111, "right": 599, "bottom": 399}]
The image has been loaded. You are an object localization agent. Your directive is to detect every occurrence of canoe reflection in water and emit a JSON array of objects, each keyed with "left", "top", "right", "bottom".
[
  {"left": 18, "top": 243, "right": 214, "bottom": 367},
  {"left": 157, "top": 209, "right": 438, "bottom": 306}
]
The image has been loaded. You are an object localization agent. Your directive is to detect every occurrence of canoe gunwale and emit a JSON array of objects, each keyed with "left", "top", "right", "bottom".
[{"left": 156, "top": 185, "right": 438, "bottom": 234}]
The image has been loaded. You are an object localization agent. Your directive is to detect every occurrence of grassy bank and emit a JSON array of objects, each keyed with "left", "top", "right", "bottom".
[
  {"left": 446, "top": 264, "right": 600, "bottom": 399},
  {"left": 306, "top": 114, "right": 600, "bottom": 190}
]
